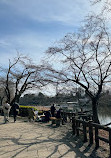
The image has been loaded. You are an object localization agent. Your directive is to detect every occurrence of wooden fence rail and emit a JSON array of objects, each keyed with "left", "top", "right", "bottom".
[{"left": 72, "top": 117, "right": 111, "bottom": 157}]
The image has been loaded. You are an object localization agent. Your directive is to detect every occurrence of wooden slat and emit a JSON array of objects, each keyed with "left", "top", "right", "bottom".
[{"left": 98, "top": 136, "right": 109, "bottom": 143}]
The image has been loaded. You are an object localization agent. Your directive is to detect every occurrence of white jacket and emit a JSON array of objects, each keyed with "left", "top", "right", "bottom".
[{"left": 3, "top": 103, "right": 11, "bottom": 114}]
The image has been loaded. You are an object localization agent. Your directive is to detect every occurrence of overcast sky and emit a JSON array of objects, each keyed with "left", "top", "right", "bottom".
[{"left": 0, "top": 0, "right": 100, "bottom": 67}]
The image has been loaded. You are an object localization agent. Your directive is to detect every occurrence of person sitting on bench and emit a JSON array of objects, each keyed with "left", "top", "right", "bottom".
[{"left": 44, "top": 110, "right": 51, "bottom": 122}]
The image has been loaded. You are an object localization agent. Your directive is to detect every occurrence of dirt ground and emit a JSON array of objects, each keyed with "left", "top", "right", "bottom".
[{"left": 0, "top": 116, "right": 110, "bottom": 158}]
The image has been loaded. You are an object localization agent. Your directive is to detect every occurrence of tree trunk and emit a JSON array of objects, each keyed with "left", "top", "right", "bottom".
[
  {"left": 0, "top": 97, "right": 4, "bottom": 106},
  {"left": 15, "top": 95, "right": 20, "bottom": 103},
  {"left": 92, "top": 99, "right": 100, "bottom": 124},
  {"left": 10, "top": 95, "right": 20, "bottom": 106}
]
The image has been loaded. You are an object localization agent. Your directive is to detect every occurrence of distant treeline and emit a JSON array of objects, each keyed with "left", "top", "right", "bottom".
[
  {"left": 19, "top": 91, "right": 111, "bottom": 109},
  {"left": 19, "top": 92, "right": 78, "bottom": 106}
]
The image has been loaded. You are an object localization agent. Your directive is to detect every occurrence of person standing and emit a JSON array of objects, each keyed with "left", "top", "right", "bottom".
[
  {"left": 50, "top": 104, "right": 56, "bottom": 117},
  {"left": 3, "top": 101, "right": 11, "bottom": 123},
  {"left": 56, "top": 109, "right": 61, "bottom": 119},
  {"left": 11, "top": 102, "right": 19, "bottom": 122}
]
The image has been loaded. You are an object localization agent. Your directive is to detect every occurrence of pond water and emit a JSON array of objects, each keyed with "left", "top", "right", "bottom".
[
  {"left": 80, "top": 106, "right": 111, "bottom": 127},
  {"left": 69, "top": 105, "right": 111, "bottom": 127},
  {"left": 99, "top": 112, "right": 111, "bottom": 127}
]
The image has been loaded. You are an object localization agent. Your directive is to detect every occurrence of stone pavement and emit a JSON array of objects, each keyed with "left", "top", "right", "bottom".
[{"left": 0, "top": 116, "right": 98, "bottom": 158}]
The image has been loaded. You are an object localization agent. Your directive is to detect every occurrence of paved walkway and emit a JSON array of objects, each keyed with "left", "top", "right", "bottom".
[{"left": 0, "top": 116, "right": 105, "bottom": 158}]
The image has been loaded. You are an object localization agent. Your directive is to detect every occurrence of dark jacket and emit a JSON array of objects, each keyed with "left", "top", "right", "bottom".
[{"left": 11, "top": 102, "right": 19, "bottom": 115}]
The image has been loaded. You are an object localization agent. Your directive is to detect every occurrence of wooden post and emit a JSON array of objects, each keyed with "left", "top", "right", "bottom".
[
  {"left": 89, "top": 121, "right": 93, "bottom": 144},
  {"left": 109, "top": 129, "right": 111, "bottom": 157},
  {"left": 83, "top": 122, "right": 87, "bottom": 142},
  {"left": 95, "top": 126, "right": 99, "bottom": 149},
  {"left": 72, "top": 117, "right": 76, "bottom": 135},
  {"left": 76, "top": 120, "right": 79, "bottom": 136}
]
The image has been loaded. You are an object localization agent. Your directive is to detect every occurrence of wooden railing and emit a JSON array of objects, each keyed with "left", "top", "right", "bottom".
[
  {"left": 61, "top": 110, "right": 93, "bottom": 123},
  {"left": 72, "top": 117, "right": 111, "bottom": 157}
]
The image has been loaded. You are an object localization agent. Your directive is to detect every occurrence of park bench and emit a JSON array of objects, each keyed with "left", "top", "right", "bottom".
[{"left": 50, "top": 117, "right": 61, "bottom": 126}]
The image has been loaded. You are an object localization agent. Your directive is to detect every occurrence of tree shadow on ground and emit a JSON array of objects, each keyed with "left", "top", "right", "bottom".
[
  {"left": 0, "top": 120, "right": 106, "bottom": 158},
  {"left": 46, "top": 122, "right": 103, "bottom": 158}
]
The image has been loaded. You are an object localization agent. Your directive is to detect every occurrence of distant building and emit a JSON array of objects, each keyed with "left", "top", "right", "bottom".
[{"left": 56, "top": 101, "right": 79, "bottom": 111}]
